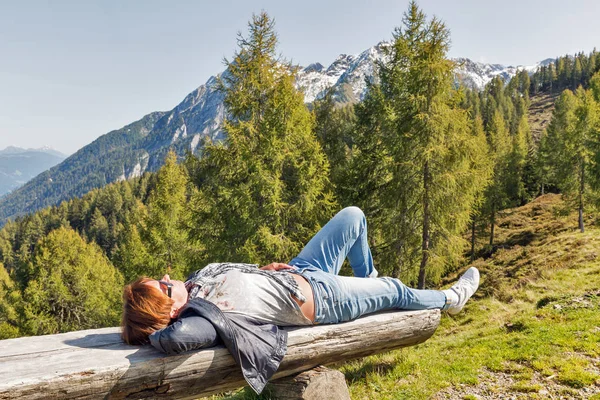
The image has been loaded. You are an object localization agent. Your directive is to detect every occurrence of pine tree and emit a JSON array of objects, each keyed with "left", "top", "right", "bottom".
[
  {"left": 468, "top": 116, "right": 491, "bottom": 261},
  {"left": 113, "top": 201, "right": 154, "bottom": 282},
  {"left": 505, "top": 115, "right": 530, "bottom": 204},
  {"left": 313, "top": 91, "right": 356, "bottom": 204},
  {"left": 0, "top": 264, "right": 21, "bottom": 339},
  {"left": 22, "top": 227, "right": 123, "bottom": 335},
  {"left": 188, "top": 12, "right": 335, "bottom": 264},
  {"left": 545, "top": 88, "right": 598, "bottom": 231},
  {"left": 535, "top": 129, "right": 552, "bottom": 195},
  {"left": 557, "top": 58, "right": 567, "bottom": 90},
  {"left": 585, "top": 50, "right": 597, "bottom": 83},
  {"left": 573, "top": 57, "right": 583, "bottom": 89},
  {"left": 350, "top": 2, "right": 491, "bottom": 287},
  {"left": 587, "top": 72, "right": 600, "bottom": 206},
  {"left": 141, "top": 150, "right": 192, "bottom": 279},
  {"left": 484, "top": 111, "right": 512, "bottom": 247},
  {"left": 88, "top": 208, "right": 109, "bottom": 252},
  {"left": 348, "top": 81, "right": 411, "bottom": 279},
  {"left": 548, "top": 64, "right": 557, "bottom": 92},
  {"left": 517, "top": 69, "right": 531, "bottom": 99}
]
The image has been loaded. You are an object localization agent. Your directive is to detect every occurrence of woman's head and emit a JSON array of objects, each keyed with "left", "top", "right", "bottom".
[
  {"left": 121, "top": 277, "right": 174, "bottom": 345},
  {"left": 121, "top": 274, "right": 190, "bottom": 345}
]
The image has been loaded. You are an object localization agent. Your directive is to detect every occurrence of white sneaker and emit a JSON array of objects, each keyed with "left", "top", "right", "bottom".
[{"left": 445, "top": 267, "right": 480, "bottom": 315}]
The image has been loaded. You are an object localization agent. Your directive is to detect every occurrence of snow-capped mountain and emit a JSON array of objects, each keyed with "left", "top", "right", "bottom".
[
  {"left": 0, "top": 42, "right": 546, "bottom": 224},
  {"left": 297, "top": 42, "right": 390, "bottom": 103},
  {"left": 297, "top": 41, "right": 546, "bottom": 103}
]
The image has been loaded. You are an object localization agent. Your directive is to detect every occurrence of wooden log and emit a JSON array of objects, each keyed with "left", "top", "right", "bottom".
[
  {"left": 0, "top": 309, "right": 440, "bottom": 399},
  {"left": 267, "top": 366, "right": 350, "bottom": 400}
]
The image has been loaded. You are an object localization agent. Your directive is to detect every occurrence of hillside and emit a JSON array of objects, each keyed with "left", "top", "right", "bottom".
[
  {"left": 0, "top": 147, "right": 65, "bottom": 198},
  {"left": 528, "top": 92, "right": 559, "bottom": 143},
  {"left": 331, "top": 194, "right": 600, "bottom": 399}
]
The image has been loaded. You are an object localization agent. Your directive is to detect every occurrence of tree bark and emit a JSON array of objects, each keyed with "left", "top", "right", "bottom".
[
  {"left": 266, "top": 366, "right": 350, "bottom": 400},
  {"left": 470, "top": 217, "right": 476, "bottom": 263},
  {"left": 489, "top": 205, "right": 496, "bottom": 247},
  {"left": 579, "top": 162, "right": 585, "bottom": 233},
  {"left": 418, "top": 160, "right": 430, "bottom": 289}
]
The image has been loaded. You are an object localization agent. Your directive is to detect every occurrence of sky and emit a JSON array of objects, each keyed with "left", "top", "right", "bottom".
[{"left": 1, "top": 0, "right": 599, "bottom": 155}]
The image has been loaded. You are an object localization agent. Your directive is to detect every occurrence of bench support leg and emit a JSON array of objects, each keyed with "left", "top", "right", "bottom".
[{"left": 267, "top": 366, "right": 350, "bottom": 400}]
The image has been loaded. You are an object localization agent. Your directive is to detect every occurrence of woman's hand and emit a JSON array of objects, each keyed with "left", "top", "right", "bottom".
[{"left": 260, "top": 262, "right": 295, "bottom": 271}]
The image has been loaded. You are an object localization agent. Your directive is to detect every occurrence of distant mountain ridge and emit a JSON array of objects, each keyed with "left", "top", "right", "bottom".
[
  {"left": 0, "top": 43, "right": 547, "bottom": 224},
  {"left": 0, "top": 146, "right": 66, "bottom": 158},
  {"left": 0, "top": 147, "right": 66, "bottom": 199}
]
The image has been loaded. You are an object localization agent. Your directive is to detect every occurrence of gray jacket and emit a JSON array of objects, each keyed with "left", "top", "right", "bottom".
[{"left": 149, "top": 297, "right": 287, "bottom": 394}]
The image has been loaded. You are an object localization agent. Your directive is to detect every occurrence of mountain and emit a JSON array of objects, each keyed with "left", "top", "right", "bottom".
[
  {"left": 0, "top": 147, "right": 66, "bottom": 198},
  {"left": 296, "top": 42, "right": 547, "bottom": 102},
  {"left": 0, "top": 43, "right": 544, "bottom": 225},
  {"left": 0, "top": 146, "right": 66, "bottom": 158}
]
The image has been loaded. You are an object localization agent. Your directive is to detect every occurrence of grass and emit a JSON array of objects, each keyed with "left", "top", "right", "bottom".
[
  {"left": 528, "top": 92, "right": 559, "bottom": 143},
  {"left": 340, "top": 194, "right": 600, "bottom": 399},
  {"left": 213, "top": 194, "right": 600, "bottom": 399}
]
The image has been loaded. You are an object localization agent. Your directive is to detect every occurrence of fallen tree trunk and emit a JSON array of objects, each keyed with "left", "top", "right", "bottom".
[{"left": 0, "top": 309, "right": 440, "bottom": 399}]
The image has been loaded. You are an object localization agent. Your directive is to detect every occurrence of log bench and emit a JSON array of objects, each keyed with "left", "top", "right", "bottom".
[{"left": 0, "top": 309, "right": 440, "bottom": 399}]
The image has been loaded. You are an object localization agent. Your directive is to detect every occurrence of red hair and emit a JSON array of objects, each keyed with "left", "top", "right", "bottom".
[{"left": 121, "top": 277, "right": 174, "bottom": 345}]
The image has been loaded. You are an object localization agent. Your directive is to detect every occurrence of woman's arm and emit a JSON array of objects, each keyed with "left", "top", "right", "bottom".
[
  {"left": 260, "top": 262, "right": 295, "bottom": 271},
  {"left": 149, "top": 316, "right": 220, "bottom": 354}
]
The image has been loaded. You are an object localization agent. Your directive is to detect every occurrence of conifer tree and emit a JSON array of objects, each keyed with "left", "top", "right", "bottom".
[
  {"left": 22, "top": 227, "right": 123, "bottom": 335},
  {"left": 535, "top": 129, "right": 553, "bottom": 195},
  {"left": 0, "top": 264, "right": 21, "bottom": 339},
  {"left": 517, "top": 69, "right": 531, "bottom": 98},
  {"left": 505, "top": 115, "right": 530, "bottom": 204},
  {"left": 350, "top": 2, "right": 490, "bottom": 287},
  {"left": 468, "top": 116, "right": 491, "bottom": 261},
  {"left": 313, "top": 92, "right": 355, "bottom": 204},
  {"left": 141, "top": 150, "right": 191, "bottom": 279},
  {"left": 348, "top": 81, "right": 414, "bottom": 279},
  {"left": 113, "top": 201, "right": 154, "bottom": 282},
  {"left": 547, "top": 64, "right": 557, "bottom": 92},
  {"left": 557, "top": 58, "right": 568, "bottom": 90},
  {"left": 484, "top": 111, "right": 512, "bottom": 246},
  {"left": 590, "top": 71, "right": 600, "bottom": 101},
  {"left": 88, "top": 208, "right": 109, "bottom": 252},
  {"left": 544, "top": 88, "right": 598, "bottom": 231},
  {"left": 585, "top": 51, "right": 597, "bottom": 83},
  {"left": 189, "top": 12, "right": 335, "bottom": 264},
  {"left": 573, "top": 57, "right": 583, "bottom": 89}
]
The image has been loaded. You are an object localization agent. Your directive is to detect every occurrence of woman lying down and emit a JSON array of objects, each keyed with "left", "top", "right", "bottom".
[{"left": 121, "top": 207, "right": 479, "bottom": 394}]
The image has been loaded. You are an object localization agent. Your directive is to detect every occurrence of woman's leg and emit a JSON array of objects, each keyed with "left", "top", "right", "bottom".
[
  {"left": 289, "top": 207, "right": 377, "bottom": 277},
  {"left": 304, "top": 270, "right": 448, "bottom": 324}
]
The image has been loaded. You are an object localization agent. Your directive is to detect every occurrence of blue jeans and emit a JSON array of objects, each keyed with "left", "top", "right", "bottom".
[{"left": 289, "top": 207, "right": 449, "bottom": 324}]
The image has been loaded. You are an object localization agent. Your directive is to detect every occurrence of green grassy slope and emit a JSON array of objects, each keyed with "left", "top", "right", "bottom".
[{"left": 342, "top": 194, "right": 600, "bottom": 399}]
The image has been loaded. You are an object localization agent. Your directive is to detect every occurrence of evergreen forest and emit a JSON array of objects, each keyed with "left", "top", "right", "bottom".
[{"left": 2, "top": 3, "right": 600, "bottom": 372}]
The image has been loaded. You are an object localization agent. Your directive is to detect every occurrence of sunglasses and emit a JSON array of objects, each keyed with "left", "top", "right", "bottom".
[{"left": 158, "top": 280, "right": 173, "bottom": 298}]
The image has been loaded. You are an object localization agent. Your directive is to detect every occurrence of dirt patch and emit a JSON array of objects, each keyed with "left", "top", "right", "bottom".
[{"left": 432, "top": 366, "right": 600, "bottom": 399}]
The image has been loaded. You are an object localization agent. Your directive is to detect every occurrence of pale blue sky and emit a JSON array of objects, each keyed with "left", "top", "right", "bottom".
[{"left": 1, "top": 0, "right": 598, "bottom": 154}]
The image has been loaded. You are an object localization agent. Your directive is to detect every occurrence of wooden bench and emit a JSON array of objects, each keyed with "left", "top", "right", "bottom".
[{"left": 0, "top": 309, "right": 440, "bottom": 399}]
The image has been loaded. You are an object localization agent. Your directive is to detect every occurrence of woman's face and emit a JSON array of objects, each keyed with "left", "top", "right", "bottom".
[{"left": 145, "top": 274, "right": 188, "bottom": 318}]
